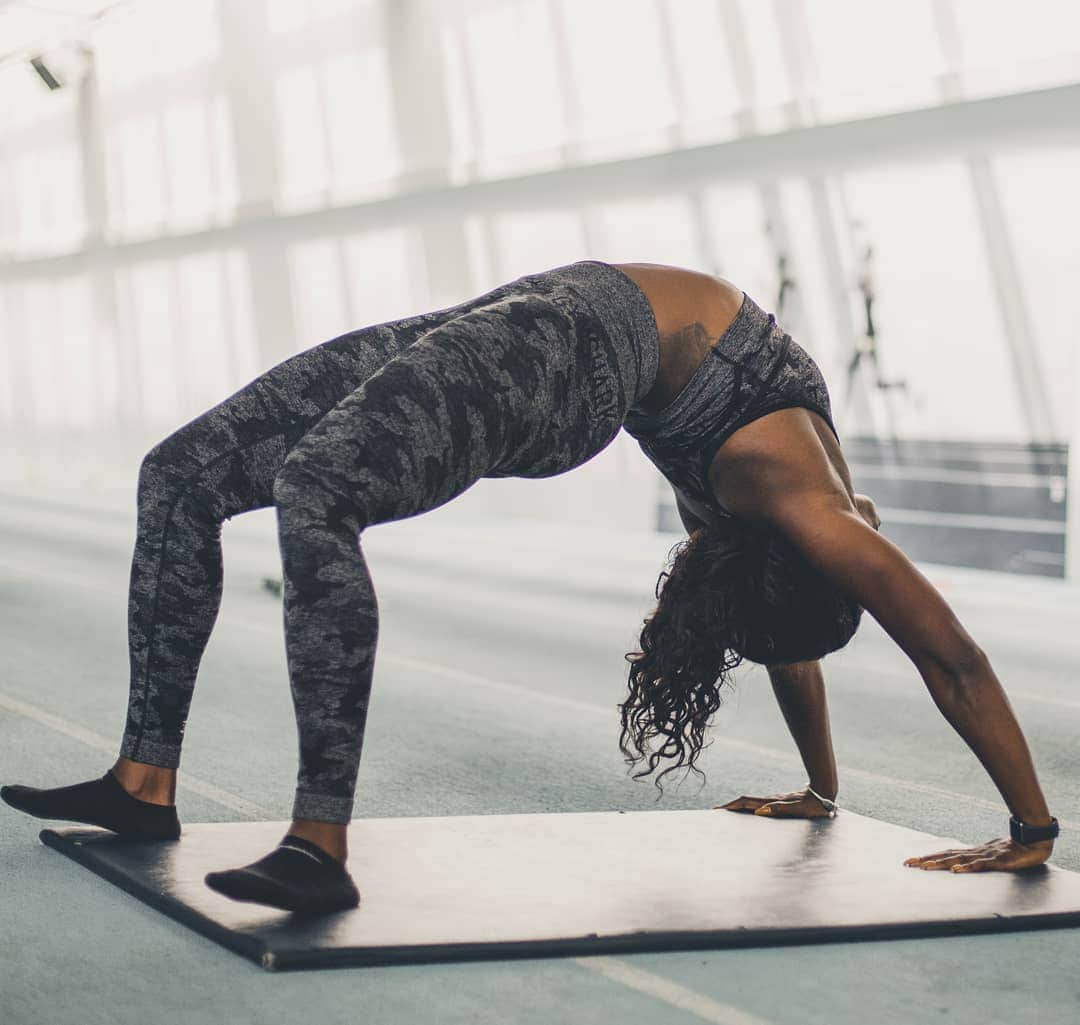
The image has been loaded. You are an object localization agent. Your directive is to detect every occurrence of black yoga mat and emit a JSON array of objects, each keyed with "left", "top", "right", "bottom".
[{"left": 40, "top": 808, "right": 1080, "bottom": 971}]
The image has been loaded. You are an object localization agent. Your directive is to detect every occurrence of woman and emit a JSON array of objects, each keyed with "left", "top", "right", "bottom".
[{"left": 1, "top": 259, "right": 1058, "bottom": 915}]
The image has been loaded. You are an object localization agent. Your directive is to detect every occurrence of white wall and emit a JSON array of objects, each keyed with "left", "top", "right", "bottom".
[{"left": 1, "top": 0, "right": 1079, "bottom": 535}]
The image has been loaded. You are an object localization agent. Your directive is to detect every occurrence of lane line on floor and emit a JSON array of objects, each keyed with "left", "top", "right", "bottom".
[
  {"left": 0, "top": 691, "right": 271, "bottom": 818},
  {"left": 3, "top": 573, "right": 1075, "bottom": 1017},
  {"left": 3, "top": 557, "right": 1077, "bottom": 833},
  {"left": 572, "top": 957, "right": 772, "bottom": 1025},
  {"left": 0, "top": 694, "right": 738, "bottom": 1020},
  {"left": 378, "top": 653, "right": 1080, "bottom": 832},
  {"left": 6, "top": 552, "right": 1080, "bottom": 715}
]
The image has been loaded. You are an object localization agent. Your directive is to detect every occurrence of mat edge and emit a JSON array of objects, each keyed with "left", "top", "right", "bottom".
[
  {"left": 39, "top": 827, "right": 270, "bottom": 970},
  {"left": 260, "top": 910, "right": 1080, "bottom": 971},
  {"left": 38, "top": 825, "right": 1080, "bottom": 973}
]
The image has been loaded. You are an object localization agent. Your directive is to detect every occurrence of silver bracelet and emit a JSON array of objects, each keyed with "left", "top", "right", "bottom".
[{"left": 806, "top": 785, "right": 838, "bottom": 818}]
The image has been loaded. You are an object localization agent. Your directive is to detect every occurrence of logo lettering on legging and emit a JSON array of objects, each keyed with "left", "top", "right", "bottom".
[{"left": 586, "top": 325, "right": 620, "bottom": 423}]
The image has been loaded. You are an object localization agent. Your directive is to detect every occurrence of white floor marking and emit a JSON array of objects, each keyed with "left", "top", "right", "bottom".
[
  {"left": 2, "top": 554, "right": 1074, "bottom": 1014},
  {"left": 0, "top": 667, "right": 738, "bottom": 1015},
  {"left": 573, "top": 957, "right": 773, "bottom": 1025},
  {"left": 848, "top": 465, "right": 1061, "bottom": 488},
  {"left": 874, "top": 507, "right": 1063, "bottom": 535},
  {"left": 2, "top": 556, "right": 1077, "bottom": 834},
  {"left": 0, "top": 691, "right": 270, "bottom": 818},
  {"left": 377, "top": 652, "right": 1080, "bottom": 831}
]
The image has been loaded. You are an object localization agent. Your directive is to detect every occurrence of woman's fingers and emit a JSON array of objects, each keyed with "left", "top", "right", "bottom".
[
  {"left": 715, "top": 792, "right": 805, "bottom": 812},
  {"left": 950, "top": 855, "right": 998, "bottom": 873},
  {"left": 715, "top": 795, "right": 769, "bottom": 812},
  {"left": 904, "top": 846, "right": 969, "bottom": 866},
  {"left": 716, "top": 792, "right": 832, "bottom": 818},
  {"left": 755, "top": 799, "right": 810, "bottom": 817},
  {"left": 853, "top": 493, "right": 881, "bottom": 530},
  {"left": 904, "top": 848, "right": 972, "bottom": 869},
  {"left": 904, "top": 838, "right": 1051, "bottom": 873}
]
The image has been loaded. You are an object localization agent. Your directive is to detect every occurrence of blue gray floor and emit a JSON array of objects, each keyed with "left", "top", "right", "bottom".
[{"left": 2, "top": 482, "right": 1078, "bottom": 1024}]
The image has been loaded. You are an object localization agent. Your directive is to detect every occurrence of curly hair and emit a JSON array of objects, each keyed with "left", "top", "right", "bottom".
[{"left": 619, "top": 515, "right": 864, "bottom": 797}]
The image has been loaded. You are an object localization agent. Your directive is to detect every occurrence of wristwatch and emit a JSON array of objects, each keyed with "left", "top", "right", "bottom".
[{"left": 1010, "top": 815, "right": 1059, "bottom": 845}]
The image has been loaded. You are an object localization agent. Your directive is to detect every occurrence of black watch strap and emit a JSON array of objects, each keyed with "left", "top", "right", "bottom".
[{"left": 1010, "top": 815, "right": 1059, "bottom": 845}]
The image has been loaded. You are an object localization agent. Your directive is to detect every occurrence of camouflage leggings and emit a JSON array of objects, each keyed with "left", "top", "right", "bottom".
[{"left": 119, "top": 259, "right": 659, "bottom": 823}]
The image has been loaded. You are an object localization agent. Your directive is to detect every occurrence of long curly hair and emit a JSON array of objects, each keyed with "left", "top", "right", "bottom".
[{"left": 619, "top": 515, "right": 863, "bottom": 797}]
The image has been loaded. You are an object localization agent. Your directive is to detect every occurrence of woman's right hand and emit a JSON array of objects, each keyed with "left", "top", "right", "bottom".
[
  {"left": 853, "top": 493, "right": 881, "bottom": 531},
  {"left": 715, "top": 788, "right": 836, "bottom": 819}
]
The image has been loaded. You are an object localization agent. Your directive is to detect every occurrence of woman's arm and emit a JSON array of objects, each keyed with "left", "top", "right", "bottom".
[
  {"left": 714, "top": 427, "right": 1055, "bottom": 868},
  {"left": 766, "top": 659, "right": 838, "bottom": 800},
  {"left": 717, "top": 659, "right": 839, "bottom": 819},
  {"left": 675, "top": 486, "right": 842, "bottom": 815}
]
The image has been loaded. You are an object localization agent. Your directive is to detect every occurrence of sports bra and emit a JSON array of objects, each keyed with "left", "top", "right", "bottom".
[{"left": 622, "top": 291, "right": 840, "bottom": 523}]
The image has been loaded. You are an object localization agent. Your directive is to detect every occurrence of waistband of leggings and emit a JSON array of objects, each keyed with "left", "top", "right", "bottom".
[{"left": 545, "top": 260, "right": 661, "bottom": 406}]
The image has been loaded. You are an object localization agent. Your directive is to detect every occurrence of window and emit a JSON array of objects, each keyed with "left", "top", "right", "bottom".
[{"left": 838, "top": 159, "right": 1024, "bottom": 440}]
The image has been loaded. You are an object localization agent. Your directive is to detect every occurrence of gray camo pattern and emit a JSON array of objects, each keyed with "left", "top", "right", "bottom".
[{"left": 120, "top": 260, "right": 659, "bottom": 823}]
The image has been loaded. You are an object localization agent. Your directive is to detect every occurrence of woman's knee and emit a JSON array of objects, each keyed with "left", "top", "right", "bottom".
[
  {"left": 141, "top": 428, "right": 195, "bottom": 475},
  {"left": 136, "top": 430, "right": 205, "bottom": 505},
  {"left": 272, "top": 460, "right": 368, "bottom": 539},
  {"left": 272, "top": 451, "right": 349, "bottom": 511},
  {"left": 138, "top": 428, "right": 252, "bottom": 524}
]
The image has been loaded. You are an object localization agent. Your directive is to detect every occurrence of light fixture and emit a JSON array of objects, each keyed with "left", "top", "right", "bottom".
[{"left": 30, "top": 54, "right": 64, "bottom": 90}]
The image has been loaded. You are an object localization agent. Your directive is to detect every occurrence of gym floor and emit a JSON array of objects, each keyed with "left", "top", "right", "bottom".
[{"left": 2, "top": 484, "right": 1078, "bottom": 1025}]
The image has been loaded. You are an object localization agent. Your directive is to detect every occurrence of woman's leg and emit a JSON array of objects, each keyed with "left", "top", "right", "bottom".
[
  {"left": 206, "top": 304, "right": 541, "bottom": 909},
  {"left": 117, "top": 282, "right": 552, "bottom": 779},
  {"left": 117, "top": 325, "right": 416, "bottom": 774},
  {"left": 271, "top": 307, "right": 528, "bottom": 832},
  {"left": 3, "top": 309, "right": 496, "bottom": 834},
  {"left": 205, "top": 263, "right": 656, "bottom": 911},
  {"left": 273, "top": 286, "right": 642, "bottom": 835}
]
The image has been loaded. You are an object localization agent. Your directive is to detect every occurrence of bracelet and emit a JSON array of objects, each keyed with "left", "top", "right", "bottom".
[
  {"left": 806, "top": 785, "right": 838, "bottom": 818},
  {"left": 1009, "top": 815, "right": 1059, "bottom": 845}
]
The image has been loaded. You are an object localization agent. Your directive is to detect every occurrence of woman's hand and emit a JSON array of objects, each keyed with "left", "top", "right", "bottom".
[
  {"left": 853, "top": 492, "right": 881, "bottom": 530},
  {"left": 904, "top": 837, "right": 1053, "bottom": 873},
  {"left": 716, "top": 788, "right": 836, "bottom": 819}
]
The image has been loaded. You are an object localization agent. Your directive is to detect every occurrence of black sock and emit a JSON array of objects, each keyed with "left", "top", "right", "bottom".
[
  {"left": 0, "top": 770, "right": 180, "bottom": 841},
  {"left": 204, "top": 833, "right": 361, "bottom": 914}
]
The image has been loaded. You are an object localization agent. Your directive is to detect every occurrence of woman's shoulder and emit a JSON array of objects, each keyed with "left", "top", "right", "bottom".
[{"left": 609, "top": 263, "right": 742, "bottom": 336}]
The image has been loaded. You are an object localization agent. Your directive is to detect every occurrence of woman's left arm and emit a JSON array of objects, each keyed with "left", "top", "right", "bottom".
[{"left": 717, "top": 443, "right": 1056, "bottom": 871}]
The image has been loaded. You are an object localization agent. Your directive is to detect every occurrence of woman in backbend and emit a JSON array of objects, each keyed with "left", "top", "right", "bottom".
[{"left": 1, "top": 259, "right": 1058, "bottom": 914}]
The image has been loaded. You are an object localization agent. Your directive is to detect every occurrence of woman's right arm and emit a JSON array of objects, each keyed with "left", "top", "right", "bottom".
[
  {"left": 715, "top": 432, "right": 1055, "bottom": 866},
  {"left": 766, "top": 659, "right": 838, "bottom": 801}
]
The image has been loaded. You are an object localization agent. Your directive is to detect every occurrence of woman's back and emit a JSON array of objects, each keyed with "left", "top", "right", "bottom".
[{"left": 609, "top": 262, "right": 745, "bottom": 416}]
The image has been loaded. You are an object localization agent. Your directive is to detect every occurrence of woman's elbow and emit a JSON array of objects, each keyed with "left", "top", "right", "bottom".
[{"left": 921, "top": 645, "right": 992, "bottom": 714}]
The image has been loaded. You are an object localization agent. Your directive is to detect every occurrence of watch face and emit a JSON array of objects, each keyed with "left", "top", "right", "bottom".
[{"left": 1011, "top": 816, "right": 1059, "bottom": 843}]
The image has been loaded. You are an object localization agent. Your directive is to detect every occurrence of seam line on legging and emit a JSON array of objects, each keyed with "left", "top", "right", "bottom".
[{"left": 129, "top": 430, "right": 292, "bottom": 759}]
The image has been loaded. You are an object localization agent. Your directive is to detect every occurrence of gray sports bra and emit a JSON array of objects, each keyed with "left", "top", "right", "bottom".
[{"left": 622, "top": 291, "right": 840, "bottom": 522}]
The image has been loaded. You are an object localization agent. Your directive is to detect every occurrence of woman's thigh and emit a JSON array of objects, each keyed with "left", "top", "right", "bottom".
[
  {"left": 272, "top": 287, "right": 638, "bottom": 524},
  {"left": 138, "top": 263, "right": 587, "bottom": 516},
  {"left": 138, "top": 296, "right": 512, "bottom": 518}
]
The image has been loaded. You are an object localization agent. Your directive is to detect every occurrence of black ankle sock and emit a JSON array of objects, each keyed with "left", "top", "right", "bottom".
[
  {"left": 0, "top": 770, "right": 180, "bottom": 840},
  {"left": 204, "top": 833, "right": 360, "bottom": 914}
]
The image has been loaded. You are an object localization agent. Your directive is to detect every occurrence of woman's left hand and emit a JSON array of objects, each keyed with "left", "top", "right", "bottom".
[
  {"left": 716, "top": 789, "right": 835, "bottom": 819},
  {"left": 904, "top": 837, "right": 1053, "bottom": 873},
  {"left": 853, "top": 493, "right": 881, "bottom": 531}
]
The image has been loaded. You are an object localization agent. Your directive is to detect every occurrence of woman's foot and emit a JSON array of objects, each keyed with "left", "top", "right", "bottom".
[
  {"left": 110, "top": 756, "right": 177, "bottom": 806},
  {"left": 0, "top": 760, "right": 181, "bottom": 840},
  {"left": 284, "top": 818, "right": 348, "bottom": 863},
  {"left": 204, "top": 830, "right": 360, "bottom": 914}
]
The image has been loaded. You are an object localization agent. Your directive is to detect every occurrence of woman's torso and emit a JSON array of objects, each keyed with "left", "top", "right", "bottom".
[
  {"left": 611, "top": 263, "right": 744, "bottom": 415},
  {"left": 611, "top": 261, "right": 852, "bottom": 525}
]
